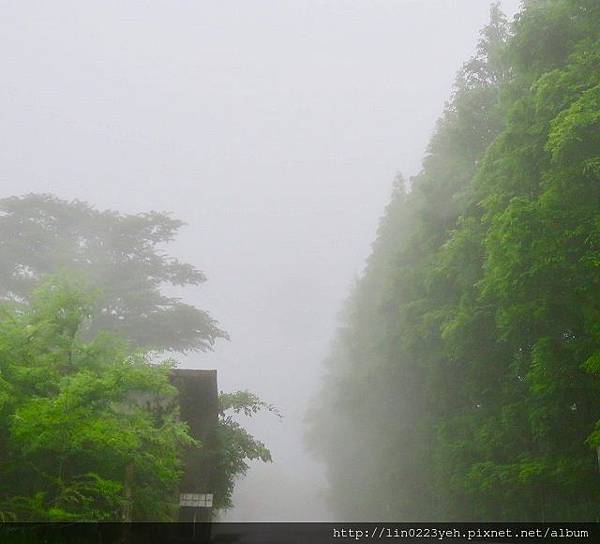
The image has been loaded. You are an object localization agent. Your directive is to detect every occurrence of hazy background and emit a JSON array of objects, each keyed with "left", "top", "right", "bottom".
[{"left": 1, "top": 0, "right": 521, "bottom": 520}]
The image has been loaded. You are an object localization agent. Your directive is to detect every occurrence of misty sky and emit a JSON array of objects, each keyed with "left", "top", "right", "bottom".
[{"left": 1, "top": 0, "right": 521, "bottom": 521}]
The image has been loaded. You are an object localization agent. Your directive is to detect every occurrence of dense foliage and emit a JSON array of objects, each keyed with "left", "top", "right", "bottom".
[
  {"left": 0, "top": 276, "right": 194, "bottom": 521},
  {"left": 0, "top": 276, "right": 275, "bottom": 520},
  {"left": 0, "top": 194, "right": 226, "bottom": 352},
  {"left": 307, "top": 0, "right": 600, "bottom": 521}
]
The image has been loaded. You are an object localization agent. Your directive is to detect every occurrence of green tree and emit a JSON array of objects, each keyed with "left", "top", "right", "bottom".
[
  {"left": 0, "top": 276, "right": 275, "bottom": 520},
  {"left": 0, "top": 275, "right": 195, "bottom": 521},
  {"left": 213, "top": 391, "right": 279, "bottom": 510},
  {"left": 0, "top": 194, "right": 226, "bottom": 353}
]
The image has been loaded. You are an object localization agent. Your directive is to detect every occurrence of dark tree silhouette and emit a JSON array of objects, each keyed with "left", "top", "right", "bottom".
[{"left": 0, "top": 194, "right": 226, "bottom": 352}]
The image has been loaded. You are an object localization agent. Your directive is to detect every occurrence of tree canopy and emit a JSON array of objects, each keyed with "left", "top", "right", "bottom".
[
  {"left": 0, "top": 275, "right": 194, "bottom": 521},
  {"left": 0, "top": 194, "right": 226, "bottom": 352}
]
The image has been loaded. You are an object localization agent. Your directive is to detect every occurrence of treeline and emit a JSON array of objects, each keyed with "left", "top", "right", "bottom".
[{"left": 307, "top": 0, "right": 600, "bottom": 521}]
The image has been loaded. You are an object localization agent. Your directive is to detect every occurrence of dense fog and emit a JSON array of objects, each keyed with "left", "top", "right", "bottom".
[{"left": 5, "top": 0, "right": 572, "bottom": 523}]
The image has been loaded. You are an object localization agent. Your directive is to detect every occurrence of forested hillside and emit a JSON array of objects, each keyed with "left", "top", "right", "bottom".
[{"left": 307, "top": 0, "right": 600, "bottom": 521}]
